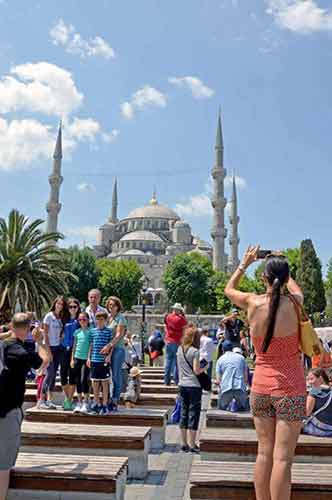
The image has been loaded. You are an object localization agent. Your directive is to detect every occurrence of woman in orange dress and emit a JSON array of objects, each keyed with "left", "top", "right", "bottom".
[{"left": 225, "top": 247, "right": 306, "bottom": 500}]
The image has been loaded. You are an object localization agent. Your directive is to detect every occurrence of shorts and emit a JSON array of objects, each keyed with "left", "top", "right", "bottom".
[
  {"left": 250, "top": 392, "right": 306, "bottom": 422},
  {"left": 0, "top": 408, "right": 23, "bottom": 470},
  {"left": 90, "top": 362, "right": 111, "bottom": 381}
]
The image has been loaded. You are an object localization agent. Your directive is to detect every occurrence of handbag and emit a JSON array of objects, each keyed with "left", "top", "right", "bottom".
[
  {"left": 303, "top": 390, "right": 332, "bottom": 437},
  {"left": 182, "top": 347, "right": 212, "bottom": 392},
  {"left": 288, "top": 295, "right": 323, "bottom": 358},
  {"left": 170, "top": 396, "right": 181, "bottom": 424}
]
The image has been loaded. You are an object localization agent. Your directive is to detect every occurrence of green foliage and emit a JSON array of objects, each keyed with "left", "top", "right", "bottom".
[
  {"left": 64, "top": 246, "right": 99, "bottom": 302},
  {"left": 0, "top": 209, "right": 73, "bottom": 321},
  {"left": 284, "top": 248, "right": 300, "bottom": 279},
  {"left": 163, "top": 252, "right": 212, "bottom": 313},
  {"left": 325, "top": 258, "right": 332, "bottom": 306},
  {"left": 97, "top": 259, "right": 144, "bottom": 310},
  {"left": 211, "top": 271, "right": 262, "bottom": 314},
  {"left": 296, "top": 239, "right": 326, "bottom": 315}
]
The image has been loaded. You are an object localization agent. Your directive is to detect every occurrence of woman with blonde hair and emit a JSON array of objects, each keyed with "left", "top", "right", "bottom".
[
  {"left": 176, "top": 325, "right": 205, "bottom": 453},
  {"left": 225, "top": 247, "right": 306, "bottom": 500}
]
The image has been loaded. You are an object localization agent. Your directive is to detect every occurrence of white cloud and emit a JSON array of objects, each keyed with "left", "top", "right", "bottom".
[
  {"left": 266, "top": 0, "right": 332, "bottom": 33},
  {"left": 64, "top": 225, "right": 98, "bottom": 238},
  {"left": 0, "top": 62, "right": 83, "bottom": 116},
  {"left": 224, "top": 175, "right": 247, "bottom": 190},
  {"left": 77, "top": 183, "right": 96, "bottom": 192},
  {"left": 121, "top": 85, "right": 167, "bottom": 120},
  {"left": 175, "top": 194, "right": 213, "bottom": 217},
  {"left": 102, "top": 129, "right": 119, "bottom": 143},
  {"left": 175, "top": 175, "right": 247, "bottom": 218},
  {"left": 0, "top": 117, "right": 106, "bottom": 170},
  {"left": 50, "top": 18, "right": 115, "bottom": 59},
  {"left": 168, "top": 76, "right": 215, "bottom": 99}
]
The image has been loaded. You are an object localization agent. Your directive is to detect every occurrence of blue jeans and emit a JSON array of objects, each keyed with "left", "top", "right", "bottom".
[
  {"left": 111, "top": 346, "right": 125, "bottom": 403},
  {"left": 218, "top": 389, "right": 248, "bottom": 411},
  {"left": 164, "top": 343, "right": 179, "bottom": 385}
]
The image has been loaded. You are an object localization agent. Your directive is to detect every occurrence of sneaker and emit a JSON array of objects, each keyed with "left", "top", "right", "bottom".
[
  {"left": 99, "top": 405, "right": 109, "bottom": 416},
  {"left": 112, "top": 402, "right": 118, "bottom": 412},
  {"left": 80, "top": 402, "right": 89, "bottom": 414},
  {"left": 73, "top": 403, "right": 82, "bottom": 414},
  {"left": 63, "top": 398, "right": 71, "bottom": 411},
  {"left": 47, "top": 400, "right": 57, "bottom": 410},
  {"left": 189, "top": 445, "right": 200, "bottom": 454},
  {"left": 107, "top": 401, "right": 114, "bottom": 412},
  {"left": 37, "top": 400, "right": 51, "bottom": 410},
  {"left": 181, "top": 445, "right": 189, "bottom": 452},
  {"left": 88, "top": 402, "right": 99, "bottom": 415}
]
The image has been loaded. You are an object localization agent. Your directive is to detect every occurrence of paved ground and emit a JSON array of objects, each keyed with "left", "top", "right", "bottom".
[{"left": 125, "top": 394, "right": 208, "bottom": 500}]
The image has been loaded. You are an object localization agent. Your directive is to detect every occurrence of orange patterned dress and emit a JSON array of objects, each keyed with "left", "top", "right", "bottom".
[{"left": 250, "top": 333, "right": 306, "bottom": 421}]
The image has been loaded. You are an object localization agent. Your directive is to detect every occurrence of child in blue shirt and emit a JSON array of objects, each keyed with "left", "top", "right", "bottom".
[{"left": 87, "top": 311, "right": 113, "bottom": 415}]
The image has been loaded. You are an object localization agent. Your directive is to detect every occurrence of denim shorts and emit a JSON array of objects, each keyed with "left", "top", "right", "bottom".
[{"left": 0, "top": 408, "right": 23, "bottom": 470}]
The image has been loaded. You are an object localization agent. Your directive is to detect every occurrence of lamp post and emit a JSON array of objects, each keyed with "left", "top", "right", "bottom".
[{"left": 140, "top": 276, "right": 149, "bottom": 364}]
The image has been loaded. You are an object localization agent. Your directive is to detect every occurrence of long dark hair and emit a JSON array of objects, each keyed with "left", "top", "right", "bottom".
[
  {"left": 50, "top": 295, "right": 70, "bottom": 325},
  {"left": 262, "top": 256, "right": 290, "bottom": 353},
  {"left": 67, "top": 297, "right": 81, "bottom": 320}
]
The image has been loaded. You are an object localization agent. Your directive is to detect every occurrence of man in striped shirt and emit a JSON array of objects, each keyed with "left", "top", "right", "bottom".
[{"left": 87, "top": 311, "right": 112, "bottom": 415}]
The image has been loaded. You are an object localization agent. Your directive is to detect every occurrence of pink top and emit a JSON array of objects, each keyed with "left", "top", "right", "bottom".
[{"left": 252, "top": 333, "right": 306, "bottom": 397}]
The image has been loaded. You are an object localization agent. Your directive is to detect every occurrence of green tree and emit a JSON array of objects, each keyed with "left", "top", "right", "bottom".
[
  {"left": 0, "top": 209, "right": 72, "bottom": 321},
  {"left": 296, "top": 239, "right": 326, "bottom": 315},
  {"left": 64, "top": 246, "right": 99, "bottom": 302},
  {"left": 97, "top": 259, "right": 144, "bottom": 310},
  {"left": 163, "top": 253, "right": 212, "bottom": 313},
  {"left": 212, "top": 271, "right": 261, "bottom": 314},
  {"left": 325, "top": 258, "right": 332, "bottom": 304},
  {"left": 284, "top": 247, "right": 300, "bottom": 279}
]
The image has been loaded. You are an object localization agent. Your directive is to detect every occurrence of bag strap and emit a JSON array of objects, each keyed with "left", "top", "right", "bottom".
[
  {"left": 312, "top": 389, "right": 332, "bottom": 418},
  {"left": 288, "top": 294, "right": 309, "bottom": 322},
  {"left": 181, "top": 346, "right": 194, "bottom": 373}
]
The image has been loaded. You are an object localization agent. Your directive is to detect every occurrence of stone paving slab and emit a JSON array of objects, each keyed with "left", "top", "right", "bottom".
[{"left": 124, "top": 393, "right": 209, "bottom": 500}]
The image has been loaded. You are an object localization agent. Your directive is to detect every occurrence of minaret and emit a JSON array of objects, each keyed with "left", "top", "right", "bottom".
[
  {"left": 211, "top": 109, "right": 227, "bottom": 271},
  {"left": 228, "top": 174, "right": 240, "bottom": 272},
  {"left": 110, "top": 177, "right": 118, "bottom": 223},
  {"left": 46, "top": 122, "right": 63, "bottom": 244}
]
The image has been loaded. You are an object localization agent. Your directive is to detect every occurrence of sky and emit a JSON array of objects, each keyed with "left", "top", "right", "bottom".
[{"left": 0, "top": 0, "right": 331, "bottom": 270}]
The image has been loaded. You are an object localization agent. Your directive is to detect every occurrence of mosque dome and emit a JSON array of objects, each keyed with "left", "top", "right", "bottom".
[
  {"left": 174, "top": 220, "right": 190, "bottom": 228},
  {"left": 124, "top": 191, "right": 180, "bottom": 221},
  {"left": 120, "top": 231, "right": 163, "bottom": 242}
]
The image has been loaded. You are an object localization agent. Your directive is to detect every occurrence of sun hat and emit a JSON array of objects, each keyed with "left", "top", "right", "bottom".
[
  {"left": 130, "top": 366, "right": 141, "bottom": 378},
  {"left": 172, "top": 303, "right": 184, "bottom": 312}
]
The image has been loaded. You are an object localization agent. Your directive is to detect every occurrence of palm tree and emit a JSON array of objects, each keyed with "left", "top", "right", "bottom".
[{"left": 0, "top": 209, "right": 73, "bottom": 321}]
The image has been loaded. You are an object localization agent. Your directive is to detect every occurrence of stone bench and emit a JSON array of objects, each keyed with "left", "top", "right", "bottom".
[
  {"left": 21, "top": 422, "right": 151, "bottom": 479},
  {"left": 9, "top": 452, "right": 127, "bottom": 500},
  {"left": 24, "top": 389, "right": 176, "bottom": 408},
  {"left": 200, "top": 427, "right": 332, "bottom": 463},
  {"left": 190, "top": 460, "right": 332, "bottom": 499},
  {"left": 206, "top": 409, "right": 253, "bottom": 428},
  {"left": 25, "top": 407, "right": 168, "bottom": 451}
]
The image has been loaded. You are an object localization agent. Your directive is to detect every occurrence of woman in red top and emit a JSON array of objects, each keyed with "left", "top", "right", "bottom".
[{"left": 225, "top": 247, "right": 306, "bottom": 500}]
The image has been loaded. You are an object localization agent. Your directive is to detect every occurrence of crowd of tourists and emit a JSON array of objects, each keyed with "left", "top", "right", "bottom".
[{"left": 2, "top": 251, "right": 332, "bottom": 499}]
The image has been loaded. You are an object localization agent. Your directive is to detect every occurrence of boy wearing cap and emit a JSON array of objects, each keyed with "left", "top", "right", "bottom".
[{"left": 123, "top": 366, "right": 142, "bottom": 408}]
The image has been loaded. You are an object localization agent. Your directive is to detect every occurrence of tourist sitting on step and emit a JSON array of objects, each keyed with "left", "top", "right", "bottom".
[
  {"left": 304, "top": 368, "right": 332, "bottom": 437},
  {"left": 215, "top": 340, "right": 249, "bottom": 411},
  {"left": 124, "top": 366, "right": 142, "bottom": 408},
  {"left": 148, "top": 328, "right": 165, "bottom": 367}
]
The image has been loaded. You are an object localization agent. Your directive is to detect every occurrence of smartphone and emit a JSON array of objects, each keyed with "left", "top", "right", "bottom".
[
  {"left": 200, "top": 359, "right": 208, "bottom": 369},
  {"left": 257, "top": 250, "right": 272, "bottom": 259}
]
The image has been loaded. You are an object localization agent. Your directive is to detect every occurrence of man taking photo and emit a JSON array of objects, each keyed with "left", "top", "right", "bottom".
[{"left": 0, "top": 313, "right": 50, "bottom": 500}]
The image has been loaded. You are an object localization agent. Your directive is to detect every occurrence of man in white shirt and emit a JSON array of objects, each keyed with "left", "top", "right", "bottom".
[
  {"left": 86, "top": 289, "right": 108, "bottom": 328},
  {"left": 199, "top": 327, "right": 216, "bottom": 379}
]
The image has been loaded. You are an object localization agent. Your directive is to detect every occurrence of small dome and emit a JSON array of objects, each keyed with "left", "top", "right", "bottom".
[
  {"left": 196, "top": 239, "right": 213, "bottom": 249},
  {"left": 174, "top": 220, "right": 190, "bottom": 228},
  {"left": 120, "top": 230, "right": 163, "bottom": 242},
  {"left": 124, "top": 249, "right": 146, "bottom": 256}
]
